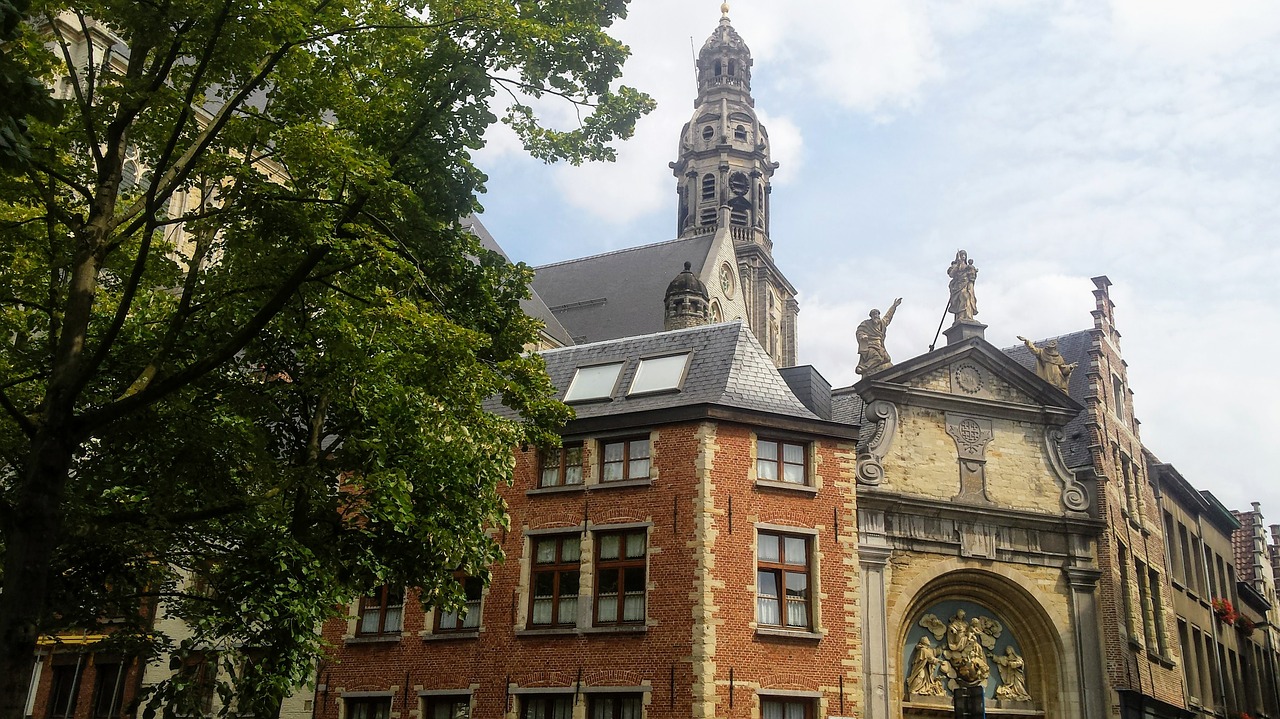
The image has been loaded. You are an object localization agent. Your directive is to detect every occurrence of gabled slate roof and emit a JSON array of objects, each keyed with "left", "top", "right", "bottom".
[
  {"left": 1001, "top": 329, "right": 1094, "bottom": 469},
  {"left": 465, "top": 216, "right": 574, "bottom": 347},
  {"left": 531, "top": 236, "right": 716, "bottom": 345}
]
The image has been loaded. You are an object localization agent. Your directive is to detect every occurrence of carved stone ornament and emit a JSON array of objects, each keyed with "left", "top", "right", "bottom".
[
  {"left": 945, "top": 414, "right": 994, "bottom": 505},
  {"left": 857, "top": 400, "right": 898, "bottom": 485},
  {"left": 951, "top": 362, "right": 985, "bottom": 396},
  {"left": 1045, "top": 427, "right": 1090, "bottom": 512}
]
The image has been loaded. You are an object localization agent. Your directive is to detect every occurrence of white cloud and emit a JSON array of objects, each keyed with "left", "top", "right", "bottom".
[{"left": 1109, "top": 0, "right": 1280, "bottom": 59}]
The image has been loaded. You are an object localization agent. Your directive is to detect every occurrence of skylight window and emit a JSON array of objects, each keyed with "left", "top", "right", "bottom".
[
  {"left": 628, "top": 353, "right": 692, "bottom": 396},
  {"left": 564, "top": 362, "right": 624, "bottom": 403}
]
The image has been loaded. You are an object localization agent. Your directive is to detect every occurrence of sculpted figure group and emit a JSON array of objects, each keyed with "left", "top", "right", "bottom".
[{"left": 907, "top": 610, "right": 1031, "bottom": 704}]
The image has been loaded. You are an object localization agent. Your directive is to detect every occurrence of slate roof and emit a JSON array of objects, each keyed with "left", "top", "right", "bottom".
[
  {"left": 464, "top": 216, "right": 574, "bottom": 347},
  {"left": 1001, "top": 329, "right": 1095, "bottom": 469},
  {"left": 531, "top": 236, "right": 717, "bottom": 345},
  {"left": 534, "top": 320, "right": 820, "bottom": 425}
]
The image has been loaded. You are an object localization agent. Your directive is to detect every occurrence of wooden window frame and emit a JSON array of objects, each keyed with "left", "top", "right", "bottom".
[
  {"left": 435, "top": 574, "right": 483, "bottom": 633},
  {"left": 756, "top": 532, "right": 812, "bottom": 630},
  {"left": 529, "top": 535, "right": 581, "bottom": 628},
  {"left": 539, "top": 443, "right": 584, "bottom": 488},
  {"left": 48, "top": 664, "right": 83, "bottom": 719},
  {"left": 357, "top": 585, "right": 405, "bottom": 636},
  {"left": 756, "top": 438, "right": 808, "bottom": 485},
  {"left": 346, "top": 697, "right": 392, "bottom": 719},
  {"left": 521, "top": 695, "right": 574, "bottom": 719},
  {"left": 600, "top": 437, "right": 650, "bottom": 483},
  {"left": 424, "top": 695, "right": 471, "bottom": 719},
  {"left": 760, "top": 697, "right": 814, "bottom": 719},
  {"left": 594, "top": 530, "right": 647, "bottom": 626},
  {"left": 588, "top": 693, "right": 644, "bottom": 719},
  {"left": 91, "top": 661, "right": 127, "bottom": 719}
]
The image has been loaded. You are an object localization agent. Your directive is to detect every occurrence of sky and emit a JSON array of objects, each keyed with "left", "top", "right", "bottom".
[{"left": 472, "top": 0, "right": 1280, "bottom": 522}]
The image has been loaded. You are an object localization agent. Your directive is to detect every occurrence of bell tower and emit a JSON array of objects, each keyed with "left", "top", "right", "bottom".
[{"left": 670, "top": 5, "right": 798, "bottom": 366}]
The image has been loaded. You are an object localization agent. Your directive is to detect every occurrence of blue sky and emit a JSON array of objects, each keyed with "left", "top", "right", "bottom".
[{"left": 473, "top": 0, "right": 1280, "bottom": 520}]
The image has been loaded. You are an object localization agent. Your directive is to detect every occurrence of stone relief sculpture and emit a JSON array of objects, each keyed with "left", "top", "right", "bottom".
[
  {"left": 994, "top": 646, "right": 1032, "bottom": 702},
  {"left": 856, "top": 400, "right": 898, "bottom": 485},
  {"left": 947, "top": 250, "right": 979, "bottom": 322},
  {"left": 855, "top": 298, "right": 902, "bottom": 376},
  {"left": 1017, "top": 336, "right": 1078, "bottom": 393},
  {"left": 905, "top": 636, "right": 946, "bottom": 697}
]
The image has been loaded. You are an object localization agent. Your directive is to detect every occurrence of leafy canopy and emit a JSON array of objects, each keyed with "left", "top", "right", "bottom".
[{"left": 0, "top": 0, "right": 651, "bottom": 713}]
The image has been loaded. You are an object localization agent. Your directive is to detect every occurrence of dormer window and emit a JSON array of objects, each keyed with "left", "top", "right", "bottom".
[
  {"left": 628, "top": 353, "right": 692, "bottom": 396},
  {"left": 564, "top": 362, "right": 624, "bottom": 403}
]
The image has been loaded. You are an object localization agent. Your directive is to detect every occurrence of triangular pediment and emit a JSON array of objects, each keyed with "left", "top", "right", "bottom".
[{"left": 854, "top": 336, "right": 1082, "bottom": 421}]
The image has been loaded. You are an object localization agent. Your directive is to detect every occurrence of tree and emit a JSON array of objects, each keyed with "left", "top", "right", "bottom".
[{"left": 0, "top": 1, "right": 653, "bottom": 715}]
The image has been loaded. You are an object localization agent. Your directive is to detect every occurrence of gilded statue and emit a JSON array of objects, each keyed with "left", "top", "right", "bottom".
[
  {"left": 994, "top": 646, "right": 1032, "bottom": 702},
  {"left": 947, "top": 250, "right": 979, "bottom": 322},
  {"left": 1017, "top": 336, "right": 1077, "bottom": 393},
  {"left": 943, "top": 610, "right": 992, "bottom": 686},
  {"left": 855, "top": 298, "right": 902, "bottom": 376},
  {"left": 906, "top": 636, "right": 946, "bottom": 697}
]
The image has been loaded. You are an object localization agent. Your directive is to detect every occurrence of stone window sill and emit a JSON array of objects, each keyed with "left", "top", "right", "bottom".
[
  {"left": 592, "top": 478, "right": 654, "bottom": 491},
  {"left": 755, "top": 627, "right": 823, "bottom": 641},
  {"left": 344, "top": 635, "right": 403, "bottom": 645},
  {"left": 515, "top": 627, "right": 579, "bottom": 638},
  {"left": 515, "top": 624, "right": 649, "bottom": 638},
  {"left": 527, "top": 484, "right": 587, "bottom": 497},
  {"left": 421, "top": 630, "right": 480, "bottom": 642},
  {"left": 754, "top": 479, "right": 818, "bottom": 496},
  {"left": 582, "top": 624, "right": 648, "bottom": 635}
]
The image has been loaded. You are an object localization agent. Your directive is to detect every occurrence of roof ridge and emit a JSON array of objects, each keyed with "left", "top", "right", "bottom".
[
  {"left": 534, "top": 236, "right": 701, "bottom": 270},
  {"left": 538, "top": 319, "right": 744, "bottom": 356}
]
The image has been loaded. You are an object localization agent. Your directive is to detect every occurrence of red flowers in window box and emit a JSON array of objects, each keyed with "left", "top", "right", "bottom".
[
  {"left": 1235, "top": 615, "right": 1257, "bottom": 635},
  {"left": 1211, "top": 598, "right": 1237, "bottom": 624}
]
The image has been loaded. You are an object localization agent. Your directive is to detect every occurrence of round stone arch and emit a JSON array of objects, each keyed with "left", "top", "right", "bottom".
[{"left": 892, "top": 564, "right": 1069, "bottom": 717}]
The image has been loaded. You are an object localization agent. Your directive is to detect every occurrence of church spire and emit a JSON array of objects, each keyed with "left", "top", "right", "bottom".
[{"left": 670, "top": 9, "right": 777, "bottom": 251}]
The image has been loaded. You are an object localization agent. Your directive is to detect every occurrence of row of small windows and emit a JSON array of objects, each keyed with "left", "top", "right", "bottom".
[
  {"left": 712, "top": 58, "right": 739, "bottom": 77},
  {"left": 539, "top": 436, "right": 809, "bottom": 490},
  {"left": 354, "top": 528, "right": 815, "bottom": 636},
  {"left": 345, "top": 693, "right": 809, "bottom": 719},
  {"left": 700, "top": 125, "right": 749, "bottom": 143}
]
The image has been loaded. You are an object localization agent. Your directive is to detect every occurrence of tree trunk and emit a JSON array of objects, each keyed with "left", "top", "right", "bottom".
[{"left": 0, "top": 428, "right": 76, "bottom": 719}]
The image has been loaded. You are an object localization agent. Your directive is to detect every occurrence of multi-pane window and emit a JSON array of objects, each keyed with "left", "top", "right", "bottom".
[
  {"left": 757, "top": 439, "right": 806, "bottom": 484},
  {"left": 596, "top": 531, "right": 647, "bottom": 625},
  {"left": 437, "top": 575, "right": 483, "bottom": 632},
  {"left": 358, "top": 585, "right": 404, "bottom": 636},
  {"left": 176, "top": 654, "right": 217, "bottom": 716},
  {"left": 601, "top": 438, "right": 649, "bottom": 483},
  {"left": 48, "top": 664, "right": 83, "bottom": 719},
  {"left": 589, "top": 694, "right": 643, "bottom": 719},
  {"left": 347, "top": 698, "right": 391, "bottom": 719},
  {"left": 522, "top": 696, "right": 574, "bottom": 719},
  {"left": 91, "top": 662, "right": 126, "bottom": 719},
  {"left": 425, "top": 696, "right": 470, "bottom": 719},
  {"left": 761, "top": 698, "right": 812, "bottom": 719},
  {"left": 540, "top": 443, "right": 583, "bottom": 488},
  {"left": 757, "top": 532, "right": 811, "bottom": 629},
  {"left": 531, "top": 535, "right": 581, "bottom": 627}
]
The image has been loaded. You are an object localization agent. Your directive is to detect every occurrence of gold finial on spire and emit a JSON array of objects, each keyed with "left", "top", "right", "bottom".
[{"left": 721, "top": 2, "right": 730, "bottom": 17}]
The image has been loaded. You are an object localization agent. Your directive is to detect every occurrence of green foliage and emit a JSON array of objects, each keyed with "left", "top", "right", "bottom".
[{"left": 0, "top": 0, "right": 646, "bottom": 714}]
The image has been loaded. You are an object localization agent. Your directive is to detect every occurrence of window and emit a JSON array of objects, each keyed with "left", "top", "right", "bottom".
[
  {"left": 1179, "top": 524, "right": 1194, "bottom": 590},
  {"left": 91, "top": 662, "right": 126, "bottom": 719},
  {"left": 540, "top": 443, "right": 583, "bottom": 487},
  {"left": 1150, "top": 568, "right": 1169, "bottom": 656},
  {"left": 702, "top": 126, "right": 714, "bottom": 142},
  {"left": 347, "top": 698, "right": 391, "bottom": 719},
  {"left": 589, "top": 694, "right": 643, "bottom": 719},
  {"left": 358, "top": 586, "right": 404, "bottom": 636},
  {"left": 761, "top": 698, "right": 812, "bottom": 719},
  {"left": 757, "top": 439, "right": 806, "bottom": 485},
  {"left": 522, "top": 695, "right": 573, "bottom": 719},
  {"left": 48, "top": 664, "right": 83, "bottom": 719},
  {"left": 701, "top": 174, "right": 716, "bottom": 200},
  {"left": 436, "top": 575, "right": 483, "bottom": 632},
  {"left": 176, "top": 654, "right": 217, "bottom": 716},
  {"left": 601, "top": 438, "right": 650, "bottom": 482},
  {"left": 729, "top": 208, "right": 748, "bottom": 226},
  {"left": 564, "top": 363, "right": 624, "bottom": 403},
  {"left": 734, "top": 125, "right": 747, "bottom": 142},
  {"left": 728, "top": 60, "right": 737, "bottom": 76},
  {"left": 699, "top": 207, "right": 716, "bottom": 226},
  {"left": 757, "top": 532, "right": 811, "bottom": 629},
  {"left": 530, "top": 535, "right": 580, "bottom": 627},
  {"left": 425, "top": 696, "right": 470, "bottom": 719},
  {"left": 1178, "top": 620, "right": 1197, "bottom": 703},
  {"left": 596, "top": 530, "right": 646, "bottom": 625},
  {"left": 1118, "top": 546, "right": 1137, "bottom": 639},
  {"left": 628, "top": 353, "right": 690, "bottom": 395}
]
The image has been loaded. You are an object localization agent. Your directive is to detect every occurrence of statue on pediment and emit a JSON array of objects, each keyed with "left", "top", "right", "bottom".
[
  {"left": 947, "top": 250, "right": 979, "bottom": 322},
  {"left": 855, "top": 298, "right": 902, "bottom": 376},
  {"left": 1017, "top": 336, "right": 1077, "bottom": 393}
]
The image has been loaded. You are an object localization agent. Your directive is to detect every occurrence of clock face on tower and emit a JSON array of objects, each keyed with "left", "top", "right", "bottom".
[
  {"left": 719, "top": 263, "right": 735, "bottom": 298},
  {"left": 728, "top": 171, "right": 750, "bottom": 197}
]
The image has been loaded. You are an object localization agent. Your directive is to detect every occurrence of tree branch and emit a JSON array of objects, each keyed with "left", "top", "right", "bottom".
[
  {"left": 45, "top": 13, "right": 103, "bottom": 165},
  {"left": 0, "top": 387, "right": 36, "bottom": 438}
]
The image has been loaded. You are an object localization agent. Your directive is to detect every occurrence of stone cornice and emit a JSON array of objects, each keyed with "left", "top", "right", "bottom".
[{"left": 859, "top": 381, "right": 1079, "bottom": 426}]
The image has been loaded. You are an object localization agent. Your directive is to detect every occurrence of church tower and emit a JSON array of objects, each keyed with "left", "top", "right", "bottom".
[{"left": 671, "top": 4, "right": 798, "bottom": 366}]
